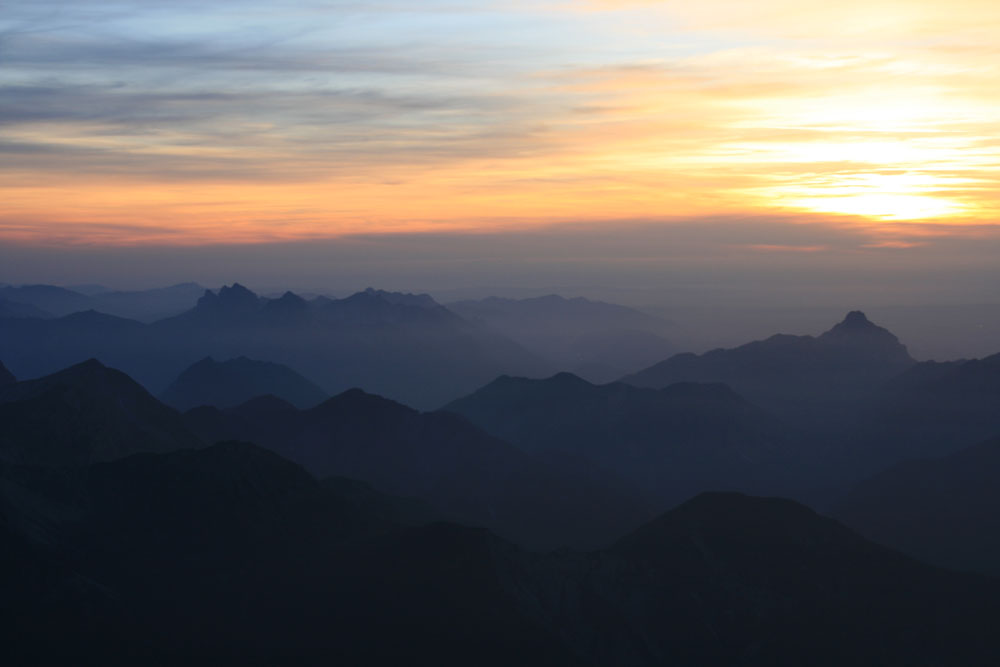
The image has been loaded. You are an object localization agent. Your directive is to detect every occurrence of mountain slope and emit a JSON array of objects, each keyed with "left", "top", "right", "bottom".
[
  {"left": 444, "top": 373, "right": 809, "bottom": 508},
  {"left": 2, "top": 438, "right": 999, "bottom": 666},
  {"left": 161, "top": 356, "right": 328, "bottom": 410},
  {"left": 184, "top": 388, "right": 651, "bottom": 550},
  {"left": 0, "top": 361, "right": 13, "bottom": 386},
  {"left": 0, "top": 359, "right": 203, "bottom": 465},
  {"left": 833, "top": 436, "right": 1000, "bottom": 577},
  {"left": 849, "top": 352, "right": 1000, "bottom": 466}
]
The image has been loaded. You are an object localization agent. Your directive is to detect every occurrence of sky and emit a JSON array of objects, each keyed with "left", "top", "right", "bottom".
[{"left": 2, "top": 0, "right": 1000, "bottom": 305}]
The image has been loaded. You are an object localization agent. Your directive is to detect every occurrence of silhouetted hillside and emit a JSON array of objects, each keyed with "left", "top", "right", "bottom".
[
  {"left": 0, "top": 284, "right": 92, "bottom": 316},
  {"left": 5, "top": 451, "right": 998, "bottom": 666},
  {"left": 0, "top": 298, "right": 50, "bottom": 319},
  {"left": 845, "top": 352, "right": 1000, "bottom": 471},
  {"left": 834, "top": 436, "right": 1000, "bottom": 577},
  {"left": 444, "top": 373, "right": 815, "bottom": 508},
  {"left": 0, "top": 359, "right": 203, "bottom": 465},
  {"left": 448, "top": 294, "right": 674, "bottom": 382},
  {"left": 0, "top": 442, "right": 578, "bottom": 666},
  {"left": 184, "top": 388, "right": 651, "bottom": 549},
  {"left": 162, "top": 356, "right": 328, "bottom": 410},
  {"left": 622, "top": 311, "right": 914, "bottom": 417},
  {"left": 0, "top": 361, "right": 13, "bottom": 386}
]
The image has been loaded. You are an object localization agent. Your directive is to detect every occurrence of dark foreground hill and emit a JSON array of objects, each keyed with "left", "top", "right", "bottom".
[
  {"left": 444, "top": 373, "right": 818, "bottom": 509},
  {"left": 834, "top": 436, "right": 1000, "bottom": 578},
  {"left": 184, "top": 389, "right": 651, "bottom": 550},
  {"left": 0, "top": 360, "right": 14, "bottom": 386},
  {"left": 161, "top": 355, "right": 329, "bottom": 410},
  {"left": 0, "top": 359, "right": 203, "bottom": 465},
  {"left": 2, "top": 445, "right": 998, "bottom": 666}
]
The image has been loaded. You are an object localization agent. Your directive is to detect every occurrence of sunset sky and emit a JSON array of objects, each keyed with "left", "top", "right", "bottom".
[{"left": 3, "top": 1, "right": 1000, "bottom": 297}]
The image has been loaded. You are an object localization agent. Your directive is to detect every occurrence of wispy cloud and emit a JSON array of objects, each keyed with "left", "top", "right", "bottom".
[{"left": 2, "top": 0, "right": 1000, "bottom": 245}]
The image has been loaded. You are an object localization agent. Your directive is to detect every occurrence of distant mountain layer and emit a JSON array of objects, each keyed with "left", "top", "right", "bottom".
[
  {"left": 184, "top": 388, "right": 651, "bottom": 550},
  {"left": 0, "top": 359, "right": 203, "bottom": 465},
  {"left": 448, "top": 294, "right": 675, "bottom": 382},
  {"left": 444, "top": 372, "right": 816, "bottom": 509},
  {"left": 622, "top": 310, "right": 914, "bottom": 415},
  {"left": 834, "top": 436, "right": 1000, "bottom": 578},
  {"left": 0, "top": 298, "right": 50, "bottom": 319},
  {"left": 3, "top": 447, "right": 999, "bottom": 666},
  {"left": 0, "top": 283, "right": 551, "bottom": 409},
  {"left": 161, "top": 356, "right": 328, "bottom": 410},
  {"left": 0, "top": 282, "right": 205, "bottom": 321}
]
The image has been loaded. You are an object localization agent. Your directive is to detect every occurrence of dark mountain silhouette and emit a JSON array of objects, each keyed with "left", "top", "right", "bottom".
[
  {"left": 0, "top": 283, "right": 551, "bottom": 409},
  {"left": 184, "top": 388, "right": 651, "bottom": 549},
  {"left": 0, "top": 284, "right": 92, "bottom": 316},
  {"left": 0, "top": 442, "right": 578, "bottom": 666},
  {"left": 834, "top": 436, "right": 1000, "bottom": 577},
  {"left": 0, "top": 359, "right": 203, "bottom": 465},
  {"left": 0, "top": 360, "right": 14, "bottom": 386},
  {"left": 448, "top": 294, "right": 675, "bottom": 382},
  {"left": 846, "top": 352, "right": 1000, "bottom": 469},
  {"left": 3, "top": 446, "right": 999, "bottom": 666},
  {"left": 622, "top": 310, "right": 914, "bottom": 418},
  {"left": 0, "top": 298, "right": 51, "bottom": 319},
  {"left": 588, "top": 492, "right": 1000, "bottom": 666},
  {"left": 444, "top": 373, "right": 815, "bottom": 509},
  {"left": 161, "top": 356, "right": 328, "bottom": 410}
]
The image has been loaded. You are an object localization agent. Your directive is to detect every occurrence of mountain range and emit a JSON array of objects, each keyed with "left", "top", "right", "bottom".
[
  {"left": 161, "top": 356, "right": 329, "bottom": 411},
  {"left": 184, "top": 389, "right": 650, "bottom": 549},
  {"left": 448, "top": 294, "right": 675, "bottom": 382},
  {"left": 0, "top": 284, "right": 551, "bottom": 409}
]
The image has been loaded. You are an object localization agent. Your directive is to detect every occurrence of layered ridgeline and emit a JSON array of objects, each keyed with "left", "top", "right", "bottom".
[
  {"left": 3, "top": 445, "right": 999, "bottom": 667},
  {"left": 0, "top": 284, "right": 551, "bottom": 409},
  {"left": 623, "top": 311, "right": 914, "bottom": 416},
  {"left": 0, "top": 282, "right": 206, "bottom": 321},
  {"left": 447, "top": 294, "right": 675, "bottom": 383},
  {"left": 184, "top": 389, "right": 651, "bottom": 550},
  {"left": 0, "top": 359, "right": 202, "bottom": 465},
  {"left": 848, "top": 352, "right": 1000, "bottom": 467},
  {"left": 834, "top": 435, "right": 1000, "bottom": 578},
  {"left": 161, "top": 356, "right": 329, "bottom": 411},
  {"left": 443, "top": 373, "right": 822, "bottom": 510},
  {"left": 3, "top": 357, "right": 999, "bottom": 664}
]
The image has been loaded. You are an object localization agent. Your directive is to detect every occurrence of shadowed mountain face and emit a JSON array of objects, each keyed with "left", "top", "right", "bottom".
[
  {"left": 0, "top": 361, "right": 14, "bottom": 386},
  {"left": 0, "top": 442, "right": 578, "bottom": 666},
  {"left": 448, "top": 294, "right": 675, "bottom": 383},
  {"left": 0, "top": 284, "right": 550, "bottom": 410},
  {"left": 0, "top": 298, "right": 51, "bottom": 319},
  {"left": 848, "top": 352, "right": 1000, "bottom": 468},
  {"left": 161, "top": 356, "right": 328, "bottom": 411},
  {"left": 3, "top": 447, "right": 999, "bottom": 667},
  {"left": 184, "top": 389, "right": 651, "bottom": 550},
  {"left": 834, "top": 436, "right": 1000, "bottom": 578},
  {"left": 443, "top": 373, "right": 816, "bottom": 509},
  {"left": 622, "top": 311, "right": 914, "bottom": 418},
  {"left": 0, "top": 359, "right": 203, "bottom": 465}
]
